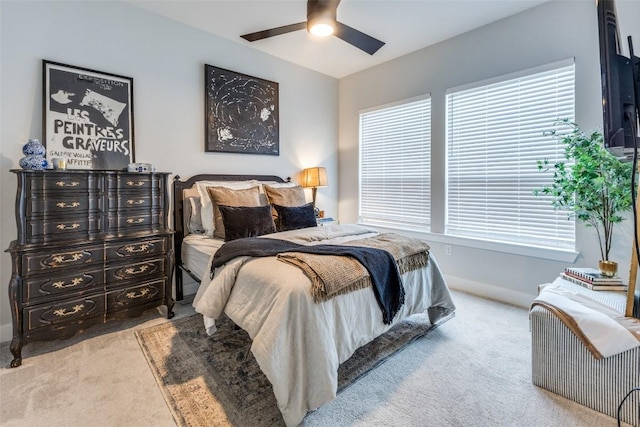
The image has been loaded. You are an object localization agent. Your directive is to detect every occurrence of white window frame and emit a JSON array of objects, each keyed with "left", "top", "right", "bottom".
[
  {"left": 359, "top": 94, "right": 431, "bottom": 232},
  {"left": 445, "top": 59, "right": 576, "bottom": 251}
]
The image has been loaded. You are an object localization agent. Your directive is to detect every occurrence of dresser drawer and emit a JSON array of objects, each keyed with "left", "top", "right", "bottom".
[
  {"left": 108, "top": 193, "right": 160, "bottom": 211},
  {"left": 26, "top": 217, "right": 101, "bottom": 242},
  {"left": 26, "top": 173, "right": 98, "bottom": 192},
  {"left": 26, "top": 194, "right": 101, "bottom": 216},
  {"left": 24, "top": 294, "right": 105, "bottom": 332},
  {"left": 22, "top": 246, "right": 104, "bottom": 274},
  {"left": 108, "top": 174, "right": 162, "bottom": 191},
  {"left": 105, "top": 257, "right": 166, "bottom": 285},
  {"left": 23, "top": 268, "right": 104, "bottom": 303},
  {"left": 107, "top": 211, "right": 161, "bottom": 230},
  {"left": 106, "top": 280, "right": 164, "bottom": 313},
  {"left": 106, "top": 238, "right": 167, "bottom": 261}
]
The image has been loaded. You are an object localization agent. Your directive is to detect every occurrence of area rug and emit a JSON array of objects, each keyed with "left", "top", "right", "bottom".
[{"left": 136, "top": 312, "right": 449, "bottom": 427}]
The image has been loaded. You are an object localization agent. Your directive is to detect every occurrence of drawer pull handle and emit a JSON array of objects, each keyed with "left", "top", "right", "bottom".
[
  {"left": 56, "top": 201, "right": 81, "bottom": 209},
  {"left": 126, "top": 199, "right": 145, "bottom": 206},
  {"left": 126, "top": 180, "right": 145, "bottom": 187},
  {"left": 57, "top": 223, "right": 80, "bottom": 230},
  {"left": 55, "top": 181, "right": 80, "bottom": 187},
  {"left": 126, "top": 218, "right": 145, "bottom": 224},
  {"left": 53, "top": 304, "right": 85, "bottom": 317},
  {"left": 52, "top": 277, "right": 84, "bottom": 289},
  {"left": 125, "top": 265, "right": 150, "bottom": 275},
  {"left": 126, "top": 288, "right": 150, "bottom": 299},
  {"left": 51, "top": 252, "right": 85, "bottom": 264},
  {"left": 124, "top": 243, "right": 150, "bottom": 253}
]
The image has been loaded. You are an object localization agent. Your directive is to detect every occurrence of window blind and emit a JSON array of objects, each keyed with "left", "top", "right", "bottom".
[
  {"left": 446, "top": 61, "right": 576, "bottom": 249},
  {"left": 359, "top": 95, "right": 431, "bottom": 231}
]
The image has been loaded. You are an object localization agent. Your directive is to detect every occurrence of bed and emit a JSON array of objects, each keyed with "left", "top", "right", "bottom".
[{"left": 172, "top": 173, "right": 456, "bottom": 426}]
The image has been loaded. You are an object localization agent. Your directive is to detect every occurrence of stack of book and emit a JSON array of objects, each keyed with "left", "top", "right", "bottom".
[{"left": 561, "top": 267, "right": 627, "bottom": 291}]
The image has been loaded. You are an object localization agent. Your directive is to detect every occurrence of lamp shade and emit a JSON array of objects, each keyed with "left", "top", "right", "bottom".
[{"left": 302, "top": 167, "right": 328, "bottom": 188}]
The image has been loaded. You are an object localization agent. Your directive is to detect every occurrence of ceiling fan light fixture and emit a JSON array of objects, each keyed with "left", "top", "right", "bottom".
[
  {"left": 307, "top": 1, "right": 337, "bottom": 38},
  {"left": 308, "top": 19, "right": 334, "bottom": 37}
]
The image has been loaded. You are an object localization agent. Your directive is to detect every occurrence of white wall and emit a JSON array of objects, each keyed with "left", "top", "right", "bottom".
[
  {"left": 0, "top": 1, "right": 338, "bottom": 342},
  {"left": 339, "top": 0, "right": 640, "bottom": 306}
]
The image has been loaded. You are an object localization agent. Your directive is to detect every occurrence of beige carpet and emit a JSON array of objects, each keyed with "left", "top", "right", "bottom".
[{"left": 135, "top": 312, "right": 445, "bottom": 426}]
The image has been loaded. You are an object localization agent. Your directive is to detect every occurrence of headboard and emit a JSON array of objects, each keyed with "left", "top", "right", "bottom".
[{"left": 172, "top": 173, "right": 287, "bottom": 300}]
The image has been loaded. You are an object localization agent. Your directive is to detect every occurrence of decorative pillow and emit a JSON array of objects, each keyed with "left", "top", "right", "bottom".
[
  {"left": 185, "top": 196, "right": 205, "bottom": 234},
  {"left": 196, "top": 180, "right": 259, "bottom": 236},
  {"left": 206, "top": 186, "right": 263, "bottom": 239},
  {"left": 218, "top": 205, "right": 276, "bottom": 242},
  {"left": 263, "top": 184, "right": 307, "bottom": 221},
  {"left": 273, "top": 203, "right": 317, "bottom": 232}
]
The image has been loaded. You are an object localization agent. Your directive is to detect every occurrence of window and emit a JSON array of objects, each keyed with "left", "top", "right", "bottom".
[
  {"left": 446, "top": 60, "right": 575, "bottom": 249},
  {"left": 359, "top": 95, "right": 431, "bottom": 232}
]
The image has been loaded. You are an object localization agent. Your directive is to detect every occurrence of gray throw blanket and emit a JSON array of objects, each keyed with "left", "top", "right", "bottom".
[{"left": 210, "top": 237, "right": 405, "bottom": 324}]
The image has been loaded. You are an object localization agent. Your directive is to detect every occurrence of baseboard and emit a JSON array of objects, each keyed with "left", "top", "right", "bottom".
[
  {"left": 444, "top": 274, "right": 535, "bottom": 308},
  {"left": 0, "top": 323, "right": 11, "bottom": 345}
]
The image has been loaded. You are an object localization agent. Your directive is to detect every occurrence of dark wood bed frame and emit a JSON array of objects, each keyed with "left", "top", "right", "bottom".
[{"left": 172, "top": 174, "right": 287, "bottom": 301}]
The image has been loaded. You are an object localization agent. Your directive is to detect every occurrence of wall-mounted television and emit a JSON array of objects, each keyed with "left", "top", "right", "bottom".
[{"left": 597, "top": 0, "right": 640, "bottom": 161}]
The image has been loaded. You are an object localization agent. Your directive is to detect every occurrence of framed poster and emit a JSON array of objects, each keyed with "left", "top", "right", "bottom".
[
  {"left": 205, "top": 64, "right": 279, "bottom": 155},
  {"left": 43, "top": 60, "right": 135, "bottom": 170}
]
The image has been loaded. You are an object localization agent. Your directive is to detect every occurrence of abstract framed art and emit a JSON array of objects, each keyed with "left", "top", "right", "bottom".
[
  {"left": 43, "top": 60, "right": 135, "bottom": 170},
  {"left": 204, "top": 64, "right": 279, "bottom": 155}
]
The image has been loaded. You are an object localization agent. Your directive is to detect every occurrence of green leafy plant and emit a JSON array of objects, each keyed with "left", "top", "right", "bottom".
[{"left": 535, "top": 119, "right": 634, "bottom": 261}]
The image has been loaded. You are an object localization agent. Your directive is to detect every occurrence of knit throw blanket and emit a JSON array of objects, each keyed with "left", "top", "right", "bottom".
[
  {"left": 278, "top": 233, "right": 430, "bottom": 303},
  {"left": 210, "top": 234, "right": 429, "bottom": 324}
]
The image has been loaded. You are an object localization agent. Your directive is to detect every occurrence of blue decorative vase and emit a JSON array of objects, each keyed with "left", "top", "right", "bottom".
[{"left": 19, "top": 139, "right": 48, "bottom": 170}]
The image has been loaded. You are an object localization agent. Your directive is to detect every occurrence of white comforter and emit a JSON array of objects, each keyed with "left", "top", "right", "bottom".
[{"left": 193, "top": 224, "right": 456, "bottom": 426}]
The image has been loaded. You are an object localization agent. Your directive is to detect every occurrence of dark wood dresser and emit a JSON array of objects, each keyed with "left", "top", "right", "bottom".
[{"left": 6, "top": 170, "right": 174, "bottom": 367}]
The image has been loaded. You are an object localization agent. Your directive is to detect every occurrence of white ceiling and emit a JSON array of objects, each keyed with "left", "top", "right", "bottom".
[{"left": 130, "top": 0, "right": 551, "bottom": 79}]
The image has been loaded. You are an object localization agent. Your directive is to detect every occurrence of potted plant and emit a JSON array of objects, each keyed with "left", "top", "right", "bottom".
[{"left": 535, "top": 119, "right": 634, "bottom": 277}]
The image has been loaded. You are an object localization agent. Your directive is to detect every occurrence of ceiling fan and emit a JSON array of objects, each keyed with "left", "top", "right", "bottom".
[{"left": 240, "top": 0, "right": 385, "bottom": 55}]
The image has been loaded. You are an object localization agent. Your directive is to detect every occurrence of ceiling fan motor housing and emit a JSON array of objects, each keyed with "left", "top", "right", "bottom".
[{"left": 307, "top": 0, "right": 339, "bottom": 33}]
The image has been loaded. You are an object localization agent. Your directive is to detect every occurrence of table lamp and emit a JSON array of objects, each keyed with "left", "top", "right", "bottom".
[{"left": 302, "top": 167, "right": 328, "bottom": 215}]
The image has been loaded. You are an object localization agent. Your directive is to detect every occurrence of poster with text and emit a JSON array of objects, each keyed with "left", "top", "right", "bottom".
[{"left": 43, "top": 61, "right": 135, "bottom": 170}]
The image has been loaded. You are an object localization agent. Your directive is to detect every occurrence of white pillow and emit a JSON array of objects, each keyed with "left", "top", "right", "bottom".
[
  {"left": 195, "top": 180, "right": 260, "bottom": 236},
  {"left": 260, "top": 181, "right": 297, "bottom": 188}
]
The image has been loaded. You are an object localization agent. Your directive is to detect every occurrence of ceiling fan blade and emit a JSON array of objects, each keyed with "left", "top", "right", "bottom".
[
  {"left": 334, "top": 21, "right": 385, "bottom": 55},
  {"left": 241, "top": 22, "right": 307, "bottom": 42}
]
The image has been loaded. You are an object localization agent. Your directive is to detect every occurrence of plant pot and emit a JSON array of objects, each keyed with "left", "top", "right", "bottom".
[{"left": 598, "top": 260, "right": 618, "bottom": 278}]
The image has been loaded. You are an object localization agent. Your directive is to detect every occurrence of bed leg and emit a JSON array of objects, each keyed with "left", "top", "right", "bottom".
[{"left": 176, "top": 268, "right": 184, "bottom": 301}]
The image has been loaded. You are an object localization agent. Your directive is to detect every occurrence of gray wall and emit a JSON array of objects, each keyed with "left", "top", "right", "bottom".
[
  {"left": 0, "top": 1, "right": 338, "bottom": 342},
  {"left": 338, "top": 0, "right": 640, "bottom": 305}
]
